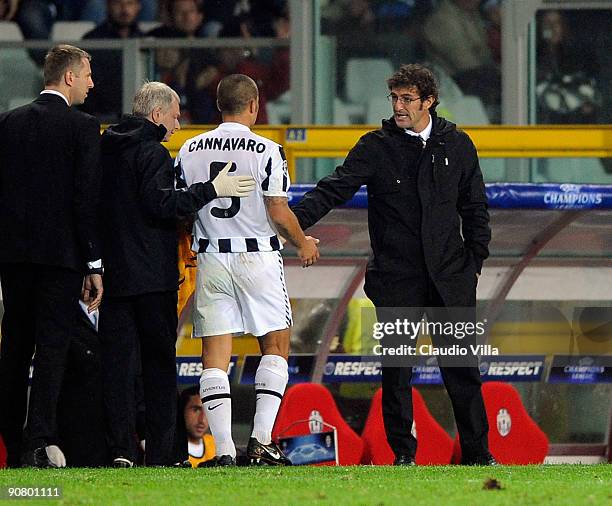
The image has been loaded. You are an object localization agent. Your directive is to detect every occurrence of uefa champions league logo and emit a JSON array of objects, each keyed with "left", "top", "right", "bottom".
[{"left": 496, "top": 408, "right": 511, "bottom": 437}]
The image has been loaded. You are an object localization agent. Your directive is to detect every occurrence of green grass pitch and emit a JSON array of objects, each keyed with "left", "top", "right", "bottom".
[{"left": 1, "top": 465, "right": 611, "bottom": 505}]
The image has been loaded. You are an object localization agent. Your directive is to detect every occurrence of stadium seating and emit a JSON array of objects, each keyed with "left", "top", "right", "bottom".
[
  {"left": 451, "top": 382, "right": 549, "bottom": 464},
  {"left": 0, "top": 22, "right": 42, "bottom": 113},
  {"left": 266, "top": 91, "right": 291, "bottom": 124},
  {"left": 0, "top": 21, "right": 22, "bottom": 40},
  {"left": 50, "top": 21, "right": 95, "bottom": 41},
  {"left": 441, "top": 95, "right": 490, "bottom": 125},
  {"left": 344, "top": 58, "right": 393, "bottom": 122},
  {"left": 272, "top": 383, "right": 364, "bottom": 465},
  {"left": 345, "top": 58, "right": 393, "bottom": 104},
  {"left": 365, "top": 96, "right": 390, "bottom": 125},
  {"left": 361, "top": 387, "right": 454, "bottom": 465},
  {"left": 8, "top": 96, "right": 34, "bottom": 110},
  {"left": 139, "top": 21, "right": 162, "bottom": 33}
]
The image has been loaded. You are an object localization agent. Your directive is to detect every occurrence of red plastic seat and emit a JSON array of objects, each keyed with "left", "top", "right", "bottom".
[
  {"left": 361, "top": 387, "right": 454, "bottom": 465},
  {"left": 272, "top": 383, "right": 363, "bottom": 465},
  {"left": 451, "top": 382, "right": 548, "bottom": 464},
  {"left": 0, "top": 434, "right": 7, "bottom": 468}
]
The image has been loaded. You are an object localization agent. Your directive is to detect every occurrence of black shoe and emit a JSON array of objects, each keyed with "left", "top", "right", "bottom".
[
  {"left": 393, "top": 455, "right": 416, "bottom": 466},
  {"left": 21, "top": 447, "right": 53, "bottom": 468},
  {"left": 173, "top": 460, "right": 193, "bottom": 468},
  {"left": 113, "top": 457, "right": 134, "bottom": 468},
  {"left": 214, "top": 455, "right": 236, "bottom": 467},
  {"left": 196, "top": 456, "right": 235, "bottom": 468},
  {"left": 461, "top": 453, "right": 497, "bottom": 466},
  {"left": 246, "top": 438, "right": 292, "bottom": 466}
]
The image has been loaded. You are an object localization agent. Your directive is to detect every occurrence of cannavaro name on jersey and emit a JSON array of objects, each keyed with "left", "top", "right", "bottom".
[{"left": 187, "top": 137, "right": 266, "bottom": 154}]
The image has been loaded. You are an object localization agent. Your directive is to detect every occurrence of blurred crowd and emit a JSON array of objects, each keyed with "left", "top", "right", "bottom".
[
  {"left": 0, "top": 0, "right": 290, "bottom": 123},
  {"left": 1, "top": 0, "right": 608, "bottom": 124}
]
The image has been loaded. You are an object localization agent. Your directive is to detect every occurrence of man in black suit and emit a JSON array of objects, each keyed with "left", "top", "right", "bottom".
[{"left": 0, "top": 44, "right": 104, "bottom": 468}]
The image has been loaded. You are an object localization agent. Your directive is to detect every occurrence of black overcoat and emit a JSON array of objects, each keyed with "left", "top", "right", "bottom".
[{"left": 292, "top": 113, "right": 491, "bottom": 307}]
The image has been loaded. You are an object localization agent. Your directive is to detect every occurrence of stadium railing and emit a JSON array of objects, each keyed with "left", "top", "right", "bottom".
[{"left": 163, "top": 125, "right": 612, "bottom": 178}]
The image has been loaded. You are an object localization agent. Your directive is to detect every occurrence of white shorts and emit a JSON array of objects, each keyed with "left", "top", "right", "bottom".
[{"left": 193, "top": 251, "right": 293, "bottom": 338}]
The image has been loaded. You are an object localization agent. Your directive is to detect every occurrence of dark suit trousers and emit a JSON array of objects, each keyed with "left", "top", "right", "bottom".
[
  {"left": 366, "top": 272, "right": 490, "bottom": 461},
  {"left": 100, "top": 291, "right": 179, "bottom": 466},
  {"left": 0, "top": 263, "right": 82, "bottom": 464}
]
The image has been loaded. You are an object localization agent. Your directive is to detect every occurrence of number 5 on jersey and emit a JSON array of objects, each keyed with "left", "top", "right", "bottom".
[{"left": 210, "top": 161, "right": 241, "bottom": 219}]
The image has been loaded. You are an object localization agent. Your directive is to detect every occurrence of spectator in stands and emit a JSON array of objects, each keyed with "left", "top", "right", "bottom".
[
  {"left": 149, "top": 0, "right": 216, "bottom": 37},
  {"left": 11, "top": 0, "right": 54, "bottom": 65},
  {"left": 0, "top": 0, "right": 19, "bottom": 20},
  {"left": 422, "top": 0, "right": 500, "bottom": 121},
  {"left": 482, "top": 0, "right": 501, "bottom": 65},
  {"left": 85, "top": 0, "right": 142, "bottom": 38},
  {"left": 82, "top": 0, "right": 143, "bottom": 121},
  {"left": 321, "top": 0, "right": 376, "bottom": 36},
  {"left": 198, "top": 7, "right": 290, "bottom": 124},
  {"left": 535, "top": 9, "right": 601, "bottom": 124},
  {"left": 147, "top": 0, "right": 219, "bottom": 123},
  {"left": 179, "top": 386, "right": 215, "bottom": 467},
  {"left": 196, "top": 0, "right": 284, "bottom": 37},
  {"left": 75, "top": 0, "right": 158, "bottom": 24},
  {"left": 229, "top": 9, "right": 291, "bottom": 119},
  {"left": 263, "top": 12, "right": 290, "bottom": 101},
  {"left": 12, "top": 0, "right": 153, "bottom": 66}
]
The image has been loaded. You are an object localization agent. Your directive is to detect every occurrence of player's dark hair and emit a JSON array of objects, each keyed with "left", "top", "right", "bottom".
[
  {"left": 179, "top": 386, "right": 200, "bottom": 414},
  {"left": 43, "top": 44, "right": 91, "bottom": 86},
  {"left": 387, "top": 63, "right": 440, "bottom": 112},
  {"left": 167, "top": 0, "right": 204, "bottom": 20},
  {"left": 217, "top": 74, "right": 259, "bottom": 115}
]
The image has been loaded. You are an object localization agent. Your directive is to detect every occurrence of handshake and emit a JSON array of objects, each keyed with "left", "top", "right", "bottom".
[{"left": 211, "top": 161, "right": 256, "bottom": 198}]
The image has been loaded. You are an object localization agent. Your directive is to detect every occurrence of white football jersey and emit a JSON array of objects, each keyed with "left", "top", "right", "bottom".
[{"left": 176, "top": 122, "right": 289, "bottom": 253}]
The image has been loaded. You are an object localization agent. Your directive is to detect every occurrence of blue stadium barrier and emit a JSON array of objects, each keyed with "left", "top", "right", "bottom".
[{"left": 288, "top": 183, "right": 612, "bottom": 210}]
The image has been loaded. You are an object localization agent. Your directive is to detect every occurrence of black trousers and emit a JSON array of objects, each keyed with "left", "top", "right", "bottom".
[
  {"left": 365, "top": 271, "right": 490, "bottom": 460},
  {"left": 99, "top": 291, "right": 179, "bottom": 466},
  {"left": 0, "top": 263, "right": 82, "bottom": 465},
  {"left": 57, "top": 309, "right": 110, "bottom": 467}
]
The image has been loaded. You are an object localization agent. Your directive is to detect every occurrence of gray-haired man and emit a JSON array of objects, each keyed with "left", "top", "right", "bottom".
[{"left": 98, "top": 82, "right": 255, "bottom": 467}]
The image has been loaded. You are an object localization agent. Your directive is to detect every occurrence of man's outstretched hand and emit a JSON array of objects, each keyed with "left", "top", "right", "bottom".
[{"left": 298, "top": 236, "right": 320, "bottom": 268}]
